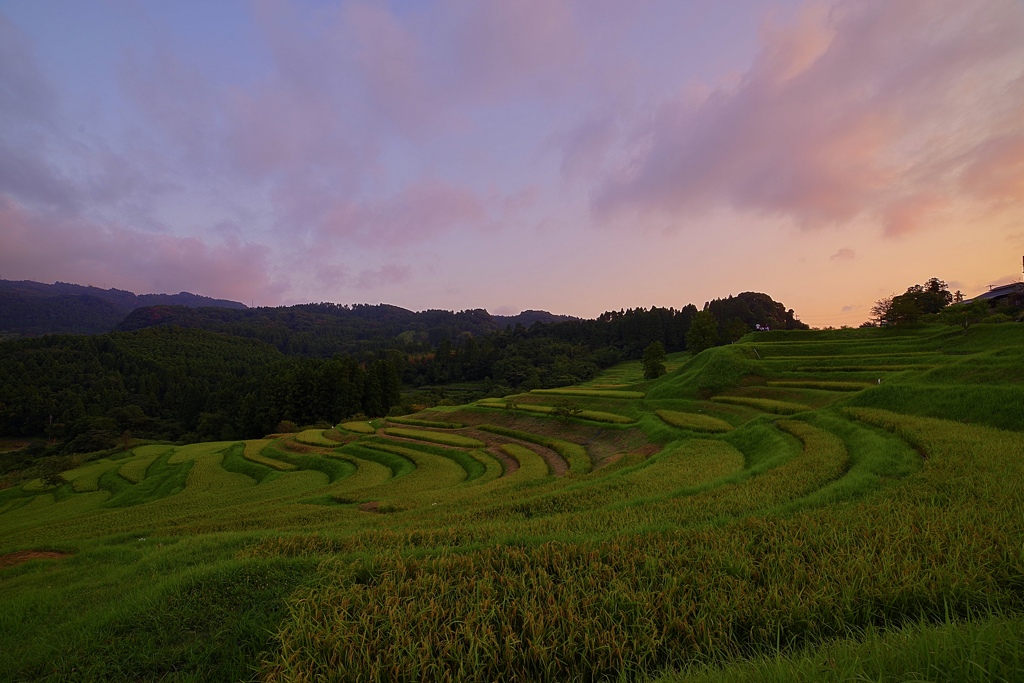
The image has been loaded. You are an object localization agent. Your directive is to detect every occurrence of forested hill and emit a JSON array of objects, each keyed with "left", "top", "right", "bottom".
[
  {"left": 0, "top": 279, "right": 246, "bottom": 337},
  {"left": 0, "top": 327, "right": 402, "bottom": 448},
  {"left": 115, "top": 293, "right": 804, "bottom": 358},
  {"left": 0, "top": 291, "right": 807, "bottom": 447},
  {"left": 115, "top": 303, "right": 504, "bottom": 355}
]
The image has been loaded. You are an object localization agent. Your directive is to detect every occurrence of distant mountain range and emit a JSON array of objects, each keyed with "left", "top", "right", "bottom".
[
  {"left": 0, "top": 279, "right": 576, "bottom": 342},
  {"left": 0, "top": 280, "right": 247, "bottom": 337}
]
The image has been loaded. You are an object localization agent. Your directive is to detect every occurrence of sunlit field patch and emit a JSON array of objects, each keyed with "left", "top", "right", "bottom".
[
  {"left": 294, "top": 429, "right": 341, "bottom": 447},
  {"left": 338, "top": 421, "right": 376, "bottom": 434}
]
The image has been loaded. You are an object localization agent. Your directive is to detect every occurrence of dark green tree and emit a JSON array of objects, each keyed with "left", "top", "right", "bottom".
[
  {"left": 686, "top": 311, "right": 719, "bottom": 353},
  {"left": 723, "top": 318, "right": 751, "bottom": 344},
  {"left": 641, "top": 341, "right": 667, "bottom": 379},
  {"left": 874, "top": 278, "right": 953, "bottom": 326},
  {"left": 940, "top": 300, "right": 989, "bottom": 332}
]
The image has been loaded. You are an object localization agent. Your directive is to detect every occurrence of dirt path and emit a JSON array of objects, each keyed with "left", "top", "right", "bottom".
[
  {"left": 0, "top": 550, "right": 72, "bottom": 569},
  {"left": 487, "top": 446, "right": 519, "bottom": 476},
  {"left": 464, "top": 430, "right": 569, "bottom": 477}
]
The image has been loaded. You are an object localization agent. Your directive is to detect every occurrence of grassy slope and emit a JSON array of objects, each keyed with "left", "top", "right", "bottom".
[{"left": 1, "top": 324, "right": 1023, "bottom": 681}]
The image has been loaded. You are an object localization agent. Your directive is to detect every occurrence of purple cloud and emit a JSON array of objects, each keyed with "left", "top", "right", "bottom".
[
  {"left": 2, "top": 0, "right": 1021, "bottom": 328},
  {"left": 355, "top": 264, "right": 411, "bottom": 291},
  {"left": 320, "top": 177, "right": 488, "bottom": 245},
  {"left": 591, "top": 1, "right": 1024, "bottom": 234},
  {"left": 0, "top": 196, "right": 283, "bottom": 303}
]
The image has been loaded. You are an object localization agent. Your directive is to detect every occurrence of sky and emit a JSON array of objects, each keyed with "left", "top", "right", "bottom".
[{"left": 1, "top": 0, "right": 1023, "bottom": 328}]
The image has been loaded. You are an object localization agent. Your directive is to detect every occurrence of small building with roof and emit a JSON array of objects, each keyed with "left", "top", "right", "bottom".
[{"left": 965, "top": 282, "right": 1023, "bottom": 305}]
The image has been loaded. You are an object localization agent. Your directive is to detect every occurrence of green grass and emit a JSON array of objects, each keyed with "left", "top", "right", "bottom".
[
  {"left": 500, "top": 443, "right": 552, "bottom": 480},
  {"left": 766, "top": 380, "right": 873, "bottom": 391},
  {"left": 65, "top": 459, "right": 122, "bottom": 493},
  {"left": 118, "top": 448, "right": 169, "bottom": 484},
  {"left": 338, "top": 421, "right": 376, "bottom": 434},
  {"left": 386, "top": 416, "right": 465, "bottom": 429},
  {"left": 476, "top": 424, "right": 591, "bottom": 475},
  {"left": 259, "top": 445, "right": 353, "bottom": 483},
  {"left": 241, "top": 439, "right": 297, "bottom": 471},
  {"left": 711, "top": 396, "right": 812, "bottom": 414},
  {"left": 477, "top": 398, "right": 636, "bottom": 424},
  {"left": 294, "top": 429, "right": 341, "bottom": 447},
  {"left": 655, "top": 409, "right": 735, "bottom": 433},
  {"left": 360, "top": 437, "right": 488, "bottom": 482},
  {"left": 381, "top": 427, "right": 486, "bottom": 448},
  {"left": 338, "top": 443, "right": 416, "bottom": 478},
  {"left": 660, "top": 613, "right": 1024, "bottom": 682},
  {"left": 3, "top": 323, "right": 1024, "bottom": 682},
  {"left": 530, "top": 388, "right": 646, "bottom": 399}
]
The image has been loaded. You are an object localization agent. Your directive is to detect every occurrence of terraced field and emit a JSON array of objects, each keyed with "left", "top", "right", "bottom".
[{"left": 2, "top": 324, "right": 1023, "bottom": 681}]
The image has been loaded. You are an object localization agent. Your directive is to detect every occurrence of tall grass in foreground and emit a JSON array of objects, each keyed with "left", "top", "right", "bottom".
[
  {"left": 263, "top": 412, "right": 1024, "bottom": 682},
  {"left": 4, "top": 324, "right": 1024, "bottom": 682},
  {"left": 663, "top": 612, "right": 1024, "bottom": 683}
]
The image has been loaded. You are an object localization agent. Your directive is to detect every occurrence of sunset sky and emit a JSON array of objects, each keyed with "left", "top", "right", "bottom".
[{"left": 2, "top": 0, "right": 1023, "bottom": 327}]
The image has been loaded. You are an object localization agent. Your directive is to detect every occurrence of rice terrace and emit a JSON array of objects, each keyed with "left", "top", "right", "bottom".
[{"left": 2, "top": 321, "right": 1024, "bottom": 681}]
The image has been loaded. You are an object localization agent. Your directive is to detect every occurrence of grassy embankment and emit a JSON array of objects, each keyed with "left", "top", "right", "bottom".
[{"left": 1, "top": 324, "right": 1023, "bottom": 681}]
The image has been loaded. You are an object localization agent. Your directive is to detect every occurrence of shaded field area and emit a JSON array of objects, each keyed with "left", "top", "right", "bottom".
[{"left": 2, "top": 324, "right": 1024, "bottom": 681}]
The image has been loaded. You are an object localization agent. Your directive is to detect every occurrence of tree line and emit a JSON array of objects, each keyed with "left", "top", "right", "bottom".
[
  {"left": 0, "top": 328, "right": 400, "bottom": 450},
  {"left": 868, "top": 277, "right": 1024, "bottom": 329},
  {"left": 0, "top": 292, "right": 808, "bottom": 452}
]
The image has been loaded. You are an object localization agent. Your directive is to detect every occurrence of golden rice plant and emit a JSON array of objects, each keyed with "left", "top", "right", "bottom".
[
  {"left": 294, "top": 429, "right": 341, "bottom": 447},
  {"left": 381, "top": 428, "right": 485, "bottom": 449},
  {"left": 531, "top": 388, "right": 646, "bottom": 399},
  {"left": 711, "top": 396, "right": 811, "bottom": 414},
  {"left": 655, "top": 409, "right": 734, "bottom": 432},
  {"left": 245, "top": 440, "right": 297, "bottom": 471},
  {"left": 339, "top": 421, "right": 376, "bottom": 434}
]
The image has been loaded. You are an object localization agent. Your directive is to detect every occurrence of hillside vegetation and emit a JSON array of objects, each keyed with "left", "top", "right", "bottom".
[
  {"left": 0, "top": 292, "right": 807, "bottom": 449},
  {"left": 1, "top": 323, "right": 1022, "bottom": 681}
]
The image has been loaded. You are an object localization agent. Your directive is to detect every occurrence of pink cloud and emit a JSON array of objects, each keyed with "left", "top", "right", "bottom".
[
  {"left": 0, "top": 196, "right": 284, "bottom": 302},
  {"left": 959, "top": 134, "right": 1024, "bottom": 204},
  {"left": 119, "top": 48, "right": 222, "bottom": 173},
  {"left": 591, "top": 0, "right": 1024, "bottom": 234},
  {"left": 321, "top": 177, "right": 487, "bottom": 244},
  {"left": 558, "top": 116, "right": 617, "bottom": 186},
  {"left": 830, "top": 247, "right": 856, "bottom": 261},
  {"left": 0, "top": 14, "right": 56, "bottom": 124},
  {"left": 443, "top": 0, "right": 584, "bottom": 101},
  {"left": 342, "top": 2, "right": 442, "bottom": 137},
  {"left": 354, "top": 264, "right": 411, "bottom": 291},
  {"left": 881, "top": 193, "right": 950, "bottom": 237}
]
